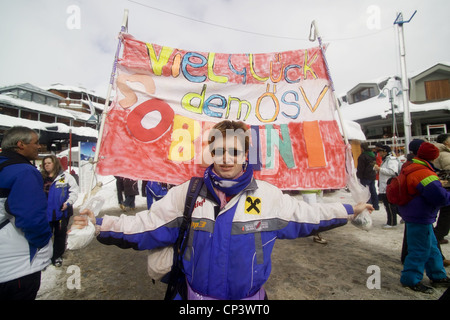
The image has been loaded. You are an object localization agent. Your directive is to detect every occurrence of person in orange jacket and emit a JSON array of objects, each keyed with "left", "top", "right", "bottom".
[{"left": 399, "top": 142, "right": 450, "bottom": 293}]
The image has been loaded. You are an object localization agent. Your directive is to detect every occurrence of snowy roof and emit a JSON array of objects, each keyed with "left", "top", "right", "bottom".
[
  {"left": 0, "top": 93, "right": 76, "bottom": 118},
  {"left": 340, "top": 76, "right": 450, "bottom": 122},
  {"left": 0, "top": 114, "right": 98, "bottom": 138},
  {"left": 43, "top": 83, "right": 105, "bottom": 99},
  {"left": 0, "top": 83, "right": 63, "bottom": 100},
  {"left": 408, "top": 61, "right": 450, "bottom": 79},
  {"left": 337, "top": 118, "right": 366, "bottom": 141},
  {"left": 0, "top": 91, "right": 103, "bottom": 121},
  {"left": 346, "top": 76, "right": 391, "bottom": 94},
  {"left": 43, "top": 83, "right": 106, "bottom": 111},
  {"left": 64, "top": 109, "right": 94, "bottom": 121},
  {"left": 42, "top": 122, "right": 98, "bottom": 138},
  {"left": 340, "top": 92, "right": 450, "bottom": 122},
  {"left": 86, "top": 99, "right": 105, "bottom": 111}
]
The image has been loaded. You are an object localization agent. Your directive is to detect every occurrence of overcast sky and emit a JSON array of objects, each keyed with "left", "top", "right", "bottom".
[{"left": 1, "top": 0, "right": 448, "bottom": 98}]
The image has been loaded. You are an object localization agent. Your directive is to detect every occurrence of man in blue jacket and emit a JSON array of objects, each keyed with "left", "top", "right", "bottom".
[
  {"left": 72, "top": 120, "right": 373, "bottom": 300},
  {"left": 0, "top": 127, "right": 53, "bottom": 300}
]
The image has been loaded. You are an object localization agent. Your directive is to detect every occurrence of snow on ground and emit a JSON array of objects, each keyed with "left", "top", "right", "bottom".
[
  {"left": 37, "top": 174, "right": 148, "bottom": 299},
  {"left": 36, "top": 175, "right": 450, "bottom": 300}
]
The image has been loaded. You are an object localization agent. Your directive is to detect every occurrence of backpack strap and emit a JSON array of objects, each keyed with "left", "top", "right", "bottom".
[
  {"left": 176, "top": 177, "right": 203, "bottom": 255},
  {"left": 164, "top": 176, "right": 204, "bottom": 300}
]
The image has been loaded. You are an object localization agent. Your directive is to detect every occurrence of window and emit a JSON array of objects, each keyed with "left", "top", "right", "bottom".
[
  {"left": 3, "top": 89, "right": 18, "bottom": 98},
  {"left": 32, "top": 93, "right": 46, "bottom": 104},
  {"left": 40, "top": 114, "right": 56, "bottom": 123},
  {"left": 0, "top": 105, "right": 19, "bottom": 117},
  {"left": 352, "top": 87, "right": 376, "bottom": 103},
  {"left": 73, "top": 120, "right": 85, "bottom": 127},
  {"left": 46, "top": 98, "right": 59, "bottom": 107},
  {"left": 426, "top": 124, "right": 447, "bottom": 136},
  {"left": 57, "top": 117, "right": 71, "bottom": 126},
  {"left": 21, "top": 110, "right": 38, "bottom": 121},
  {"left": 425, "top": 79, "right": 450, "bottom": 101},
  {"left": 18, "top": 90, "right": 32, "bottom": 101}
]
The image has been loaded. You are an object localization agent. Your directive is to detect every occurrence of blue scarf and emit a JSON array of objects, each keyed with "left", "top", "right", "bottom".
[{"left": 204, "top": 163, "right": 253, "bottom": 205}]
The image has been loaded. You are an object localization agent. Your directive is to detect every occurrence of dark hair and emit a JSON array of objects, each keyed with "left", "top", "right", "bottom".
[
  {"left": 208, "top": 120, "right": 250, "bottom": 153},
  {"left": 436, "top": 133, "right": 450, "bottom": 144},
  {"left": 360, "top": 142, "right": 370, "bottom": 152},
  {"left": 381, "top": 145, "right": 391, "bottom": 153}
]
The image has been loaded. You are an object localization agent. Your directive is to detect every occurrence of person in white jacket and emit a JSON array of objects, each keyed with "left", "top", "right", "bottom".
[
  {"left": 72, "top": 120, "right": 373, "bottom": 300},
  {"left": 42, "top": 155, "right": 79, "bottom": 267},
  {"left": 374, "top": 145, "right": 400, "bottom": 228}
]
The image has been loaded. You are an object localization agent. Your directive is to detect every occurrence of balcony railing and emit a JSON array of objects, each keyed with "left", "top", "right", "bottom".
[{"left": 366, "top": 135, "right": 439, "bottom": 155}]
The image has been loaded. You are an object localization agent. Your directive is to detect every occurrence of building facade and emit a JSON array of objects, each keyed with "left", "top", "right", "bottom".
[
  {"left": 339, "top": 62, "right": 450, "bottom": 153},
  {"left": 0, "top": 83, "right": 104, "bottom": 153}
]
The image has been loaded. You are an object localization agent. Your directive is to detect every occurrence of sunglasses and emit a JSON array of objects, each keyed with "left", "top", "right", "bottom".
[{"left": 211, "top": 148, "right": 245, "bottom": 157}]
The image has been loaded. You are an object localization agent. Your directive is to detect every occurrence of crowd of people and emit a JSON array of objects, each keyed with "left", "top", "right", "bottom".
[
  {"left": 0, "top": 124, "right": 449, "bottom": 300},
  {"left": 357, "top": 136, "right": 450, "bottom": 295}
]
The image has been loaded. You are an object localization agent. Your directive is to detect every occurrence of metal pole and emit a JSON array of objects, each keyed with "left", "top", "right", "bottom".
[
  {"left": 394, "top": 11, "right": 416, "bottom": 154},
  {"left": 309, "top": 20, "right": 349, "bottom": 145},
  {"left": 87, "top": 9, "right": 129, "bottom": 200},
  {"left": 388, "top": 90, "right": 397, "bottom": 155},
  {"left": 69, "top": 129, "right": 72, "bottom": 173}
]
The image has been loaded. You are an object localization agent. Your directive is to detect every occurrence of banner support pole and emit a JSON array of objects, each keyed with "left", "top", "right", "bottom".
[
  {"left": 309, "top": 20, "right": 349, "bottom": 145},
  {"left": 308, "top": 20, "right": 360, "bottom": 184},
  {"left": 87, "top": 9, "right": 129, "bottom": 200}
]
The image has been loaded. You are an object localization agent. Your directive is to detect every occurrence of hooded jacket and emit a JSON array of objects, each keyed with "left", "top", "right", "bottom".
[
  {"left": 398, "top": 158, "right": 450, "bottom": 224},
  {"left": 0, "top": 153, "right": 52, "bottom": 283},
  {"left": 96, "top": 177, "right": 354, "bottom": 299},
  {"left": 357, "top": 151, "right": 376, "bottom": 181},
  {"left": 378, "top": 153, "right": 400, "bottom": 194},
  {"left": 433, "top": 142, "right": 450, "bottom": 170}
]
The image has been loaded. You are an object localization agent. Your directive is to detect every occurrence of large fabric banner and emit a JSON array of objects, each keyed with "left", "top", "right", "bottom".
[{"left": 96, "top": 33, "right": 346, "bottom": 189}]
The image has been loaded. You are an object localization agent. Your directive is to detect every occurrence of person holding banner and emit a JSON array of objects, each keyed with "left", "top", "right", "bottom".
[{"left": 71, "top": 120, "right": 373, "bottom": 300}]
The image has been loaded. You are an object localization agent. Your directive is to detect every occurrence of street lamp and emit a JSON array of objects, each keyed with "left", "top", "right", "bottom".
[{"left": 378, "top": 86, "right": 402, "bottom": 155}]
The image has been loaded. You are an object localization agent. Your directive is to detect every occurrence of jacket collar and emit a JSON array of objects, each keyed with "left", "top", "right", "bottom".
[
  {"left": 199, "top": 177, "right": 258, "bottom": 204},
  {"left": 0, "top": 150, "right": 33, "bottom": 166},
  {"left": 412, "top": 158, "right": 436, "bottom": 171}
]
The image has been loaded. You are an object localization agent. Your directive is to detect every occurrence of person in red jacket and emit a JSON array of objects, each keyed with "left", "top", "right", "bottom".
[{"left": 399, "top": 142, "right": 450, "bottom": 293}]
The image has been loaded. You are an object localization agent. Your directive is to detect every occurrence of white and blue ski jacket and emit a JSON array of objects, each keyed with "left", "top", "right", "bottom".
[
  {"left": 96, "top": 178, "right": 353, "bottom": 299},
  {"left": 0, "top": 154, "right": 53, "bottom": 283},
  {"left": 46, "top": 171, "right": 79, "bottom": 222}
]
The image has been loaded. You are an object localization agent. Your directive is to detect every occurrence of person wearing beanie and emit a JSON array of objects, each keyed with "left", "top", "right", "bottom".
[
  {"left": 400, "top": 139, "right": 424, "bottom": 264},
  {"left": 401, "top": 138, "right": 450, "bottom": 267},
  {"left": 408, "top": 139, "right": 425, "bottom": 158},
  {"left": 417, "top": 141, "right": 440, "bottom": 160},
  {"left": 399, "top": 142, "right": 450, "bottom": 293}
]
